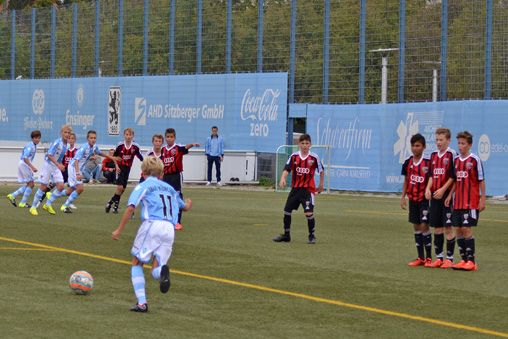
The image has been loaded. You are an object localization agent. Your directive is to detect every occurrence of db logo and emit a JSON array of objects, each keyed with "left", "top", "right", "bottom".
[
  {"left": 456, "top": 171, "right": 469, "bottom": 179},
  {"left": 296, "top": 167, "right": 310, "bottom": 174},
  {"left": 32, "top": 89, "right": 45, "bottom": 115},
  {"left": 433, "top": 168, "right": 445, "bottom": 175},
  {"left": 410, "top": 174, "right": 425, "bottom": 183},
  {"left": 478, "top": 134, "right": 490, "bottom": 162}
]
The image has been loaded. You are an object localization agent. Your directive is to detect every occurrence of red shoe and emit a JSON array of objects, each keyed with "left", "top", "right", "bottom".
[
  {"left": 462, "top": 261, "right": 477, "bottom": 271},
  {"left": 174, "top": 223, "right": 182, "bottom": 230},
  {"left": 408, "top": 258, "right": 425, "bottom": 266},
  {"left": 424, "top": 258, "right": 433, "bottom": 267},
  {"left": 440, "top": 259, "right": 454, "bottom": 269},
  {"left": 428, "top": 258, "right": 443, "bottom": 268},
  {"left": 452, "top": 260, "right": 467, "bottom": 270}
]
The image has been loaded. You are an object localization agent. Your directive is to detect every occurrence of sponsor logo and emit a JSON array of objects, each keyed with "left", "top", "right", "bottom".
[
  {"left": 410, "top": 174, "right": 425, "bottom": 183},
  {"left": 241, "top": 88, "right": 280, "bottom": 137},
  {"left": 32, "top": 89, "right": 45, "bottom": 115},
  {"left": 296, "top": 167, "right": 310, "bottom": 174},
  {"left": 456, "top": 171, "right": 469, "bottom": 179},
  {"left": 135, "top": 98, "right": 147, "bottom": 126},
  {"left": 433, "top": 168, "right": 445, "bottom": 175},
  {"left": 0, "top": 107, "right": 8, "bottom": 123},
  {"left": 478, "top": 134, "right": 490, "bottom": 162},
  {"left": 76, "top": 84, "right": 84, "bottom": 108}
]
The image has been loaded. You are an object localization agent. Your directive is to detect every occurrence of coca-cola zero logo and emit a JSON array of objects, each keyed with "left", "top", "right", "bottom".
[{"left": 241, "top": 88, "right": 280, "bottom": 137}]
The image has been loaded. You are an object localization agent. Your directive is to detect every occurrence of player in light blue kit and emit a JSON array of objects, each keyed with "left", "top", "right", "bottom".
[
  {"left": 7, "top": 130, "right": 41, "bottom": 208},
  {"left": 111, "top": 156, "right": 192, "bottom": 313},
  {"left": 29, "top": 125, "right": 72, "bottom": 216},
  {"left": 51, "top": 130, "right": 119, "bottom": 213}
]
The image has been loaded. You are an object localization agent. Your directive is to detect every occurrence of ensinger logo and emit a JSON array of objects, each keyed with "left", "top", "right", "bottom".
[
  {"left": 478, "top": 134, "right": 490, "bottom": 162},
  {"left": 296, "top": 167, "right": 310, "bottom": 174},
  {"left": 135, "top": 97, "right": 147, "bottom": 126},
  {"left": 410, "top": 174, "right": 425, "bottom": 183},
  {"left": 32, "top": 89, "right": 45, "bottom": 115}
]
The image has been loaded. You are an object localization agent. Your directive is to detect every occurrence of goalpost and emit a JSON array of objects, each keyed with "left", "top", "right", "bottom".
[{"left": 275, "top": 145, "right": 331, "bottom": 194}]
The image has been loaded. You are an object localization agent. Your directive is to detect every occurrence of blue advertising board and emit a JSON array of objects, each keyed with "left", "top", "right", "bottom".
[
  {"left": 0, "top": 73, "right": 287, "bottom": 152},
  {"left": 304, "top": 101, "right": 508, "bottom": 196}
]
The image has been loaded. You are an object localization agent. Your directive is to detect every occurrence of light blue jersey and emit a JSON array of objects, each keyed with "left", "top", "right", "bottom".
[
  {"left": 20, "top": 141, "right": 37, "bottom": 162},
  {"left": 128, "top": 177, "right": 186, "bottom": 224},
  {"left": 71, "top": 142, "right": 101, "bottom": 172},
  {"left": 45, "top": 137, "right": 68, "bottom": 164}
]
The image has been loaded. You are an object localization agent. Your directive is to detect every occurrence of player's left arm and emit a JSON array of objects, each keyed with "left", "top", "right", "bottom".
[
  {"left": 48, "top": 154, "right": 65, "bottom": 172},
  {"left": 112, "top": 205, "right": 136, "bottom": 240},
  {"left": 317, "top": 170, "right": 325, "bottom": 194},
  {"left": 479, "top": 180, "right": 486, "bottom": 212},
  {"left": 99, "top": 151, "right": 121, "bottom": 163},
  {"left": 185, "top": 142, "right": 200, "bottom": 150}
]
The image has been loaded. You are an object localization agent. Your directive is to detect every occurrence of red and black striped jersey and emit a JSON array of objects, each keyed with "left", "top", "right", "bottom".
[
  {"left": 114, "top": 141, "right": 143, "bottom": 167},
  {"left": 161, "top": 144, "right": 188, "bottom": 174},
  {"left": 283, "top": 151, "right": 324, "bottom": 194},
  {"left": 453, "top": 153, "right": 484, "bottom": 210},
  {"left": 401, "top": 154, "right": 431, "bottom": 202},
  {"left": 429, "top": 148, "right": 457, "bottom": 192},
  {"left": 62, "top": 147, "right": 77, "bottom": 167},
  {"left": 140, "top": 148, "right": 163, "bottom": 179}
]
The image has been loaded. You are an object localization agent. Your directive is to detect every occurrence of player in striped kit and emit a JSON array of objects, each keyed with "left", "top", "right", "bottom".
[
  {"left": 7, "top": 130, "right": 41, "bottom": 208},
  {"left": 445, "top": 131, "right": 485, "bottom": 271},
  {"left": 273, "top": 133, "right": 324, "bottom": 244},
  {"left": 161, "top": 128, "right": 200, "bottom": 230},
  {"left": 400, "top": 133, "right": 432, "bottom": 266},
  {"left": 424, "top": 128, "right": 458, "bottom": 268},
  {"left": 105, "top": 128, "right": 144, "bottom": 214}
]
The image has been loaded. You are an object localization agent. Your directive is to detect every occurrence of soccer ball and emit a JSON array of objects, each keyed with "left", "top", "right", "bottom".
[{"left": 69, "top": 271, "right": 94, "bottom": 295}]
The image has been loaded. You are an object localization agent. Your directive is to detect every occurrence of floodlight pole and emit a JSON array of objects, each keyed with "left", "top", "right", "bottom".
[
  {"left": 369, "top": 48, "right": 398, "bottom": 104},
  {"left": 423, "top": 61, "right": 441, "bottom": 102}
]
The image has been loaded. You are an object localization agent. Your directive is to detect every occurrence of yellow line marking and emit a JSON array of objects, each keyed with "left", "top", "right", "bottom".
[
  {"left": 0, "top": 247, "right": 59, "bottom": 251},
  {"left": 1, "top": 236, "right": 507, "bottom": 338}
]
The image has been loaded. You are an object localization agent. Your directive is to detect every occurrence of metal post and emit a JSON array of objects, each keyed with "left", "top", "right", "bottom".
[
  {"left": 398, "top": 0, "right": 405, "bottom": 103},
  {"left": 51, "top": 5, "right": 55, "bottom": 78},
  {"left": 94, "top": 1, "right": 100, "bottom": 77},
  {"left": 440, "top": 0, "right": 448, "bottom": 101},
  {"left": 485, "top": 0, "right": 492, "bottom": 99},
  {"left": 381, "top": 56, "right": 388, "bottom": 104},
  {"left": 226, "top": 0, "right": 232, "bottom": 73},
  {"left": 31, "top": 8, "right": 35, "bottom": 79},
  {"left": 72, "top": 3, "right": 77, "bottom": 78},
  {"left": 118, "top": 0, "right": 124, "bottom": 76},
  {"left": 143, "top": 0, "right": 149, "bottom": 76},
  {"left": 11, "top": 10, "right": 15, "bottom": 80},
  {"left": 359, "top": 0, "right": 366, "bottom": 103},
  {"left": 196, "top": 0, "right": 202, "bottom": 74},
  {"left": 169, "top": 0, "right": 175, "bottom": 74},
  {"left": 257, "top": 0, "right": 264, "bottom": 73},
  {"left": 432, "top": 69, "right": 438, "bottom": 102},
  {"left": 288, "top": 0, "right": 297, "bottom": 145},
  {"left": 323, "top": 0, "right": 330, "bottom": 104}
]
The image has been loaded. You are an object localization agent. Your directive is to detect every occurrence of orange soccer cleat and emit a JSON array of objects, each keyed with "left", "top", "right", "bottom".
[
  {"left": 440, "top": 259, "right": 454, "bottom": 269},
  {"left": 452, "top": 260, "right": 467, "bottom": 270},
  {"left": 462, "top": 261, "right": 477, "bottom": 271},
  {"left": 175, "top": 223, "right": 182, "bottom": 230},
  {"left": 408, "top": 258, "right": 425, "bottom": 266},
  {"left": 428, "top": 258, "right": 443, "bottom": 268}
]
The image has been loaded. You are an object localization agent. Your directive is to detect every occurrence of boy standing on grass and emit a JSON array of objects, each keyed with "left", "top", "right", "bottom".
[
  {"left": 53, "top": 130, "right": 119, "bottom": 213},
  {"left": 161, "top": 128, "right": 200, "bottom": 230},
  {"left": 445, "top": 131, "right": 485, "bottom": 271},
  {"left": 401, "top": 133, "right": 433, "bottom": 266},
  {"left": 29, "top": 125, "right": 72, "bottom": 216},
  {"left": 111, "top": 156, "right": 192, "bottom": 313},
  {"left": 7, "top": 130, "right": 41, "bottom": 208},
  {"left": 140, "top": 134, "right": 164, "bottom": 183},
  {"left": 273, "top": 133, "right": 324, "bottom": 244},
  {"left": 106, "top": 127, "right": 144, "bottom": 214},
  {"left": 424, "top": 127, "right": 458, "bottom": 268}
]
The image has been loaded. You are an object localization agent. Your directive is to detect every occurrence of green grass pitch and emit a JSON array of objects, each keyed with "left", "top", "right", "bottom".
[{"left": 1, "top": 184, "right": 508, "bottom": 338}]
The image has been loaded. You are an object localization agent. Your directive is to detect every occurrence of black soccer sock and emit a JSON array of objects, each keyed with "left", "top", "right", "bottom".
[
  {"left": 283, "top": 212, "right": 291, "bottom": 234},
  {"left": 434, "top": 233, "right": 444, "bottom": 259},
  {"left": 457, "top": 236, "right": 467, "bottom": 261},
  {"left": 423, "top": 231, "right": 432, "bottom": 259},
  {"left": 446, "top": 237, "right": 456, "bottom": 261},
  {"left": 177, "top": 210, "right": 182, "bottom": 224},
  {"left": 112, "top": 194, "right": 121, "bottom": 203},
  {"left": 465, "top": 236, "right": 475, "bottom": 263},
  {"left": 414, "top": 232, "right": 424, "bottom": 260},
  {"left": 306, "top": 214, "right": 315, "bottom": 235}
]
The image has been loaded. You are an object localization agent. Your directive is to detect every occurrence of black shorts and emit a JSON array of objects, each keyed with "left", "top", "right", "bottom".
[
  {"left": 429, "top": 191, "right": 453, "bottom": 228},
  {"left": 452, "top": 209, "right": 479, "bottom": 227},
  {"left": 408, "top": 200, "right": 429, "bottom": 225},
  {"left": 163, "top": 172, "right": 182, "bottom": 194},
  {"left": 284, "top": 188, "right": 314, "bottom": 213},
  {"left": 114, "top": 165, "right": 131, "bottom": 188}
]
